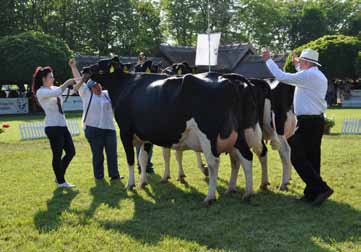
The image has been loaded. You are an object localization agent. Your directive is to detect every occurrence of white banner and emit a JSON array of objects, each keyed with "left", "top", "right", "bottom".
[
  {"left": 0, "top": 98, "right": 29, "bottom": 115},
  {"left": 195, "top": 33, "right": 221, "bottom": 66},
  {"left": 63, "top": 96, "right": 83, "bottom": 112}
]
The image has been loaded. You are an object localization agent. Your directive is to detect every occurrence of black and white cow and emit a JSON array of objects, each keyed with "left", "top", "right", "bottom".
[
  {"left": 262, "top": 81, "right": 296, "bottom": 190},
  {"left": 229, "top": 78, "right": 296, "bottom": 192},
  {"left": 83, "top": 57, "right": 263, "bottom": 203},
  {"left": 161, "top": 62, "right": 209, "bottom": 183}
]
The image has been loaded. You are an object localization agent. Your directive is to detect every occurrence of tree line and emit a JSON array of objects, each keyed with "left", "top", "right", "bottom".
[{"left": 1, "top": 0, "right": 360, "bottom": 56}]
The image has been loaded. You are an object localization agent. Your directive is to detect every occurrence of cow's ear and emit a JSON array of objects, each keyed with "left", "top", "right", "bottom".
[
  {"left": 109, "top": 62, "right": 123, "bottom": 74},
  {"left": 123, "top": 64, "right": 129, "bottom": 73},
  {"left": 177, "top": 68, "right": 182, "bottom": 75},
  {"left": 109, "top": 64, "right": 116, "bottom": 74}
]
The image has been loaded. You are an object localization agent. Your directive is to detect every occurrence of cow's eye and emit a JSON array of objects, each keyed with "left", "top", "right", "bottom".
[{"left": 98, "top": 70, "right": 104, "bottom": 75}]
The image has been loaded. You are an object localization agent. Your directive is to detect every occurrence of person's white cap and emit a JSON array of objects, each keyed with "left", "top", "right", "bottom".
[{"left": 299, "top": 48, "right": 321, "bottom": 66}]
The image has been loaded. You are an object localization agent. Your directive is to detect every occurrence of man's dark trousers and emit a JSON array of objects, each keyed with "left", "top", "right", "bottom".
[{"left": 288, "top": 115, "right": 331, "bottom": 200}]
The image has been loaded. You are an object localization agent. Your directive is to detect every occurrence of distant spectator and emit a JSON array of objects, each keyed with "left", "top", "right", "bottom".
[
  {"left": 0, "top": 90, "right": 6, "bottom": 98},
  {"left": 8, "top": 90, "right": 19, "bottom": 98}
]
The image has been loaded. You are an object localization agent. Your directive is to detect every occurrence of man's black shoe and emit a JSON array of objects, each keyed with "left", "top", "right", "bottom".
[
  {"left": 312, "top": 188, "right": 334, "bottom": 206},
  {"left": 297, "top": 195, "right": 314, "bottom": 203}
]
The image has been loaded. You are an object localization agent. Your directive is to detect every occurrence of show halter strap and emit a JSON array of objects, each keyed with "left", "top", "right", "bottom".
[
  {"left": 83, "top": 92, "right": 93, "bottom": 124},
  {"left": 56, "top": 97, "right": 64, "bottom": 114}
]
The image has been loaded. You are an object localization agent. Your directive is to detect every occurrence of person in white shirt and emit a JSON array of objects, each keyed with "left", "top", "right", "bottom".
[
  {"left": 68, "top": 59, "right": 122, "bottom": 181},
  {"left": 32, "top": 66, "right": 77, "bottom": 188},
  {"left": 262, "top": 48, "right": 333, "bottom": 206}
]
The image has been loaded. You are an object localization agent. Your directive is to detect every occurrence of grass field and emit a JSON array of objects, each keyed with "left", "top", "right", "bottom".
[{"left": 0, "top": 108, "right": 361, "bottom": 252}]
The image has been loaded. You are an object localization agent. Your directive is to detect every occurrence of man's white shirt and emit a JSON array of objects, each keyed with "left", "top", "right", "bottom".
[{"left": 266, "top": 59, "right": 328, "bottom": 116}]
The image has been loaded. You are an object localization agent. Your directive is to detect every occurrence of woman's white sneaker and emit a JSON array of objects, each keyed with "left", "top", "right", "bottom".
[{"left": 58, "top": 182, "right": 76, "bottom": 188}]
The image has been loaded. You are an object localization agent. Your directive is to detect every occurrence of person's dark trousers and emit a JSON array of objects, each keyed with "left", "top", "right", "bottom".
[
  {"left": 288, "top": 115, "right": 331, "bottom": 200},
  {"left": 136, "top": 143, "right": 154, "bottom": 172},
  {"left": 84, "top": 126, "right": 120, "bottom": 179},
  {"left": 45, "top": 126, "right": 76, "bottom": 184}
]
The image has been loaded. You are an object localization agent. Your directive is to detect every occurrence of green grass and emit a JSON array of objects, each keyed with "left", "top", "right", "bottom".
[{"left": 0, "top": 108, "right": 361, "bottom": 252}]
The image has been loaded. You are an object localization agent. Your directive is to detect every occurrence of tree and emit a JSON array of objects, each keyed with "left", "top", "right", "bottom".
[
  {"left": 0, "top": 31, "right": 74, "bottom": 84},
  {"left": 284, "top": 35, "right": 361, "bottom": 80},
  {"left": 355, "top": 51, "right": 361, "bottom": 77},
  {"left": 285, "top": 4, "right": 329, "bottom": 49},
  {"left": 344, "top": 12, "right": 361, "bottom": 37}
]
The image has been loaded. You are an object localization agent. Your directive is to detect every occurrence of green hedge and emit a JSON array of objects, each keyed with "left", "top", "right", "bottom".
[
  {"left": 284, "top": 35, "right": 361, "bottom": 80},
  {"left": 0, "top": 31, "right": 73, "bottom": 84}
]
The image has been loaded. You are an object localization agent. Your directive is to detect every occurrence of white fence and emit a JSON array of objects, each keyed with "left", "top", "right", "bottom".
[
  {"left": 19, "top": 120, "right": 81, "bottom": 140},
  {"left": 342, "top": 118, "right": 361, "bottom": 135}
]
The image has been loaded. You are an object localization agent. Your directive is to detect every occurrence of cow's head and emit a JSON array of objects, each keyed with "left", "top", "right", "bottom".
[
  {"left": 163, "top": 62, "right": 196, "bottom": 76},
  {"left": 82, "top": 56, "right": 125, "bottom": 86}
]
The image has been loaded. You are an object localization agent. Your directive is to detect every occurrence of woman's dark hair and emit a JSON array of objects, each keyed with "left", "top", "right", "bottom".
[{"left": 31, "top": 66, "right": 53, "bottom": 96}]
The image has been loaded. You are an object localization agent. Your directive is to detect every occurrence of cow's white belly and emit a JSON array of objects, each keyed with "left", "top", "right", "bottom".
[{"left": 171, "top": 118, "right": 203, "bottom": 151}]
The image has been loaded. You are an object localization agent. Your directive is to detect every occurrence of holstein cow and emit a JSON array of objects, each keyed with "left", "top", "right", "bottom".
[
  {"left": 227, "top": 77, "right": 296, "bottom": 192},
  {"left": 161, "top": 62, "right": 209, "bottom": 183},
  {"left": 134, "top": 60, "right": 207, "bottom": 180},
  {"left": 163, "top": 63, "right": 294, "bottom": 193},
  {"left": 264, "top": 81, "right": 296, "bottom": 190},
  {"left": 83, "top": 57, "right": 263, "bottom": 203},
  {"left": 163, "top": 63, "right": 285, "bottom": 192}
]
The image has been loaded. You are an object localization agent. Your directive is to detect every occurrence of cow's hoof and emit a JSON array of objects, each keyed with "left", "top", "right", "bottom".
[
  {"left": 271, "top": 139, "right": 281, "bottom": 151},
  {"left": 177, "top": 174, "right": 187, "bottom": 184},
  {"left": 203, "top": 196, "right": 216, "bottom": 206},
  {"left": 139, "top": 182, "right": 148, "bottom": 189},
  {"left": 260, "top": 182, "right": 271, "bottom": 191},
  {"left": 279, "top": 184, "right": 289, "bottom": 191},
  {"left": 225, "top": 188, "right": 239, "bottom": 194},
  {"left": 242, "top": 193, "right": 253, "bottom": 202},
  {"left": 253, "top": 146, "right": 263, "bottom": 156},
  {"left": 160, "top": 179, "right": 169, "bottom": 184},
  {"left": 126, "top": 184, "right": 135, "bottom": 190},
  {"left": 160, "top": 176, "right": 171, "bottom": 184}
]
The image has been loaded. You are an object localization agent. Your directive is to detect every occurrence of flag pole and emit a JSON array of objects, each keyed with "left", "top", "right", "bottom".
[{"left": 207, "top": 0, "right": 211, "bottom": 72}]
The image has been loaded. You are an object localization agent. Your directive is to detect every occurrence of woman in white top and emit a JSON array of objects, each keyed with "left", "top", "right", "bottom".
[
  {"left": 69, "top": 59, "right": 122, "bottom": 181},
  {"left": 32, "top": 66, "right": 77, "bottom": 188}
]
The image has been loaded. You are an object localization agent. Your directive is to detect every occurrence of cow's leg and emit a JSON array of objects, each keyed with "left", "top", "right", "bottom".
[
  {"left": 258, "top": 142, "right": 270, "bottom": 190},
  {"left": 120, "top": 132, "right": 136, "bottom": 190},
  {"left": 226, "top": 149, "right": 241, "bottom": 194},
  {"left": 138, "top": 143, "right": 150, "bottom": 189},
  {"left": 175, "top": 150, "right": 187, "bottom": 183},
  {"left": 235, "top": 148, "right": 254, "bottom": 200},
  {"left": 244, "top": 123, "right": 263, "bottom": 156},
  {"left": 197, "top": 135, "right": 219, "bottom": 204},
  {"left": 161, "top": 148, "right": 171, "bottom": 183},
  {"left": 279, "top": 135, "right": 292, "bottom": 191},
  {"left": 195, "top": 152, "right": 208, "bottom": 177},
  {"left": 263, "top": 100, "right": 281, "bottom": 150}
]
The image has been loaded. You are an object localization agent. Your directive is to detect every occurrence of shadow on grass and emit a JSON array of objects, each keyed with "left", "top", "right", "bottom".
[
  {"left": 33, "top": 187, "right": 79, "bottom": 233},
  {"left": 96, "top": 174, "right": 361, "bottom": 252},
  {"left": 82, "top": 179, "right": 126, "bottom": 221}
]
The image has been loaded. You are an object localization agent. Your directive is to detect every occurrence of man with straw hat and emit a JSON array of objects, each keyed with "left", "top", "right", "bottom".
[{"left": 262, "top": 48, "right": 333, "bottom": 206}]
